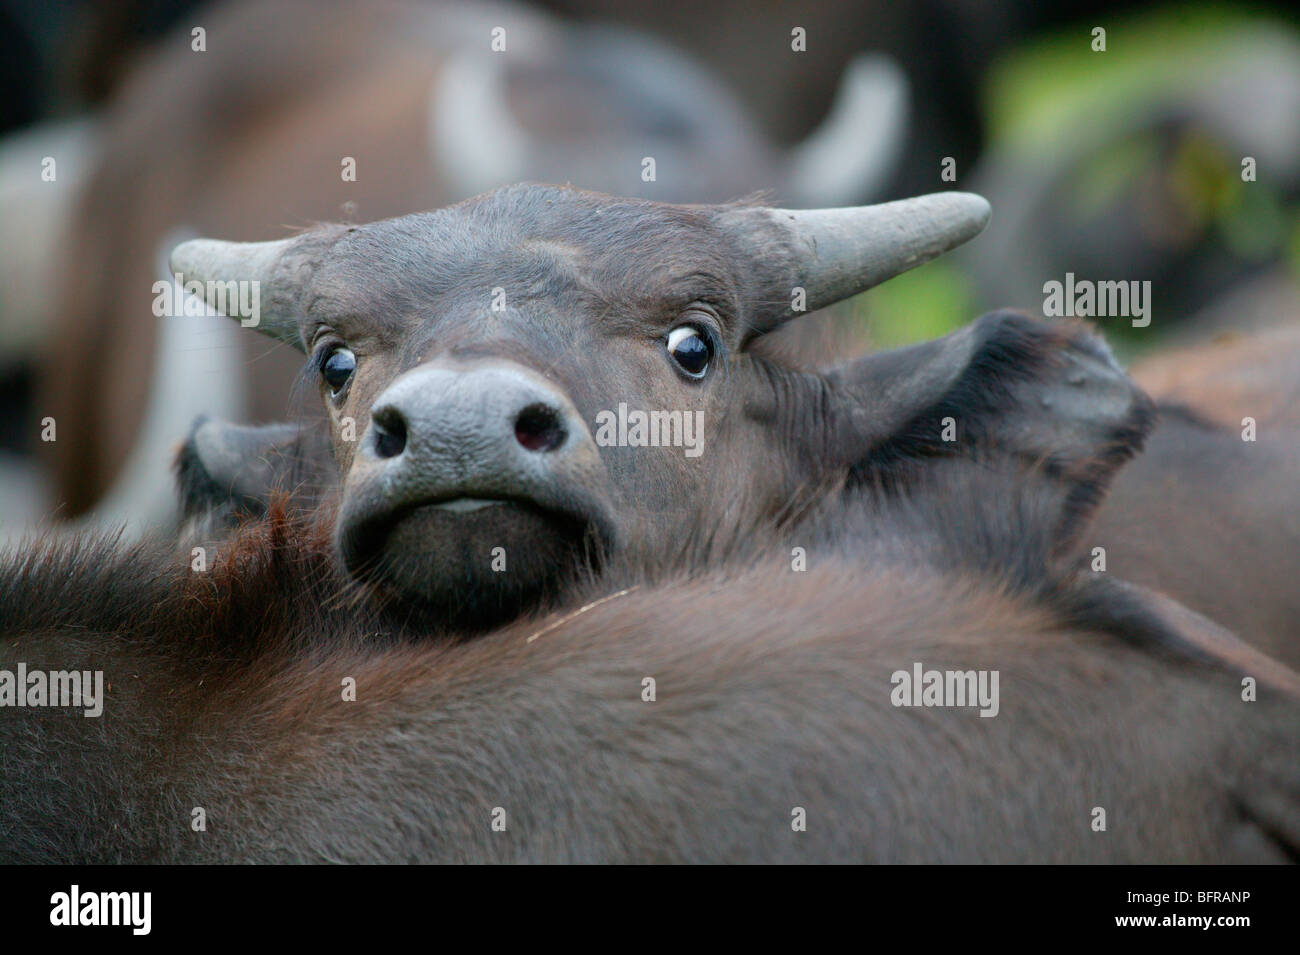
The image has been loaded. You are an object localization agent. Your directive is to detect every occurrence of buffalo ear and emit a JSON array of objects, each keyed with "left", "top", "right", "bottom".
[
  {"left": 174, "top": 417, "right": 331, "bottom": 536},
  {"left": 828, "top": 310, "right": 1156, "bottom": 554}
]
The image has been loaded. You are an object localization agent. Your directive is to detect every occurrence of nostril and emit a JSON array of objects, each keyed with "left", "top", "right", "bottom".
[
  {"left": 371, "top": 407, "right": 408, "bottom": 459},
  {"left": 514, "top": 403, "right": 566, "bottom": 453}
]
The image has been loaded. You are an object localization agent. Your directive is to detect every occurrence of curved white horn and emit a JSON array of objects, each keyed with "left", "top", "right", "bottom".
[{"left": 721, "top": 191, "right": 991, "bottom": 334}]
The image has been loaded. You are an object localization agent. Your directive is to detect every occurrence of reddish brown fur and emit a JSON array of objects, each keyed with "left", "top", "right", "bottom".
[
  {"left": 1086, "top": 323, "right": 1300, "bottom": 665},
  {"left": 1131, "top": 324, "right": 1300, "bottom": 430}
]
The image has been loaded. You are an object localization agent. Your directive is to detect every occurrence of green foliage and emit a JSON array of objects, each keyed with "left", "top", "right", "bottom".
[
  {"left": 984, "top": 5, "right": 1283, "bottom": 152},
  {"left": 855, "top": 261, "right": 975, "bottom": 349}
]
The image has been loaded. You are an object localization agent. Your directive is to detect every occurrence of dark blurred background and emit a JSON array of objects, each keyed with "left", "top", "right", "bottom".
[{"left": 2, "top": 0, "right": 1298, "bottom": 537}]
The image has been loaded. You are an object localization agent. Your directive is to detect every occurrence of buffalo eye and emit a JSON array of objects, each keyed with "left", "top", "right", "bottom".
[
  {"left": 321, "top": 346, "right": 356, "bottom": 394},
  {"left": 666, "top": 325, "right": 711, "bottom": 379}
]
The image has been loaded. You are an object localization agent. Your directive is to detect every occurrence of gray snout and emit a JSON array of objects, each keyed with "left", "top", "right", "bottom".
[{"left": 349, "top": 362, "right": 610, "bottom": 523}]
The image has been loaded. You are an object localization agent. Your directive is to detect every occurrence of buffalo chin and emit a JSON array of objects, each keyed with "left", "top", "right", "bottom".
[{"left": 338, "top": 499, "right": 600, "bottom": 630}]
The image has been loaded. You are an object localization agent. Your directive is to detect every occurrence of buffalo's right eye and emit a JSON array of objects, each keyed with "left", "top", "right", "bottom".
[
  {"left": 321, "top": 346, "right": 356, "bottom": 394},
  {"left": 666, "top": 325, "right": 711, "bottom": 379}
]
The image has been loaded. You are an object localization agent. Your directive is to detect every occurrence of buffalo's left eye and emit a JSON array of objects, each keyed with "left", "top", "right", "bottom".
[
  {"left": 321, "top": 346, "right": 356, "bottom": 394},
  {"left": 666, "top": 325, "right": 711, "bottom": 379}
]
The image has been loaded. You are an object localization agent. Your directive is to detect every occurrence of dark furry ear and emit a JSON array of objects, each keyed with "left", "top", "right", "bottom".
[
  {"left": 829, "top": 310, "right": 1156, "bottom": 555},
  {"left": 175, "top": 416, "right": 331, "bottom": 536}
]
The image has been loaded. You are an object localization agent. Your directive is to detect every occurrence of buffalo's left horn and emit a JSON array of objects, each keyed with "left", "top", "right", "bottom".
[{"left": 724, "top": 191, "right": 991, "bottom": 336}]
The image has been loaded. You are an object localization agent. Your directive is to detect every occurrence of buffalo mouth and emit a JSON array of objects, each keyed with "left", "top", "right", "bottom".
[{"left": 335, "top": 485, "right": 615, "bottom": 625}]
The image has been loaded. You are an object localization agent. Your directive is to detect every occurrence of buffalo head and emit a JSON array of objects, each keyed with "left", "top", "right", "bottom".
[{"left": 171, "top": 185, "right": 1148, "bottom": 625}]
